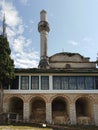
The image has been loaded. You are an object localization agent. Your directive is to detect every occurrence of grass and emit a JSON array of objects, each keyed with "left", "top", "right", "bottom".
[
  {"left": 0, "top": 124, "right": 98, "bottom": 130},
  {"left": 0, "top": 125, "right": 51, "bottom": 130}
]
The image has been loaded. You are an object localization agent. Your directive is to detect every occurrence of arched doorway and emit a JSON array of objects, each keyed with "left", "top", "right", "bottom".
[
  {"left": 30, "top": 97, "right": 46, "bottom": 123},
  {"left": 8, "top": 97, "right": 23, "bottom": 120},
  {"left": 52, "top": 97, "right": 69, "bottom": 124},
  {"left": 76, "top": 97, "right": 93, "bottom": 124}
]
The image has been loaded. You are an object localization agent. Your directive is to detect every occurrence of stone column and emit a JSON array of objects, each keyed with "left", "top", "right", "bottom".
[
  {"left": 93, "top": 103, "right": 98, "bottom": 125},
  {"left": 49, "top": 75, "right": 53, "bottom": 91},
  {"left": 46, "top": 102, "right": 52, "bottom": 123},
  {"left": 29, "top": 75, "right": 31, "bottom": 90},
  {"left": 3, "top": 102, "right": 9, "bottom": 112},
  {"left": 23, "top": 102, "right": 30, "bottom": 122},
  {"left": 19, "top": 75, "right": 21, "bottom": 90},
  {"left": 69, "top": 103, "right": 76, "bottom": 124}
]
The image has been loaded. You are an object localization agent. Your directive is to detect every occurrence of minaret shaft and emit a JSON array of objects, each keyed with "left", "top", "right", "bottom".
[
  {"left": 38, "top": 10, "right": 50, "bottom": 68},
  {"left": 40, "top": 31, "right": 48, "bottom": 59},
  {"left": 40, "top": 10, "right": 47, "bottom": 21}
]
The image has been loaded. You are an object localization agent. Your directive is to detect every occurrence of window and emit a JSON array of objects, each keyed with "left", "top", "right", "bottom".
[
  {"left": 65, "top": 64, "right": 71, "bottom": 69},
  {"left": 21, "top": 76, "right": 29, "bottom": 90},
  {"left": 61, "top": 77, "right": 68, "bottom": 89},
  {"left": 31, "top": 76, "right": 39, "bottom": 89},
  {"left": 77, "top": 77, "right": 85, "bottom": 90},
  {"left": 85, "top": 77, "right": 94, "bottom": 89},
  {"left": 53, "top": 76, "right": 95, "bottom": 90},
  {"left": 53, "top": 76, "right": 68, "bottom": 90},
  {"left": 53, "top": 76, "right": 61, "bottom": 89},
  {"left": 95, "top": 77, "right": 98, "bottom": 89},
  {"left": 10, "top": 76, "right": 19, "bottom": 89},
  {"left": 69, "top": 77, "right": 77, "bottom": 89},
  {"left": 41, "top": 76, "right": 49, "bottom": 90}
]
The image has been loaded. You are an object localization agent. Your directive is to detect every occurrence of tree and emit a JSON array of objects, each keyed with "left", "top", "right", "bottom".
[{"left": 0, "top": 35, "right": 14, "bottom": 113}]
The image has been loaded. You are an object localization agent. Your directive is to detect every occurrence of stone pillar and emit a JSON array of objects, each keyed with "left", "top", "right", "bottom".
[
  {"left": 46, "top": 102, "right": 52, "bottom": 123},
  {"left": 69, "top": 103, "right": 76, "bottom": 124},
  {"left": 49, "top": 75, "right": 53, "bottom": 90},
  {"left": 93, "top": 103, "right": 98, "bottom": 125},
  {"left": 39, "top": 75, "right": 41, "bottom": 90},
  {"left": 23, "top": 102, "right": 30, "bottom": 122},
  {"left": 19, "top": 75, "right": 21, "bottom": 90},
  {"left": 29, "top": 75, "right": 31, "bottom": 90},
  {"left": 3, "top": 102, "right": 9, "bottom": 112}
]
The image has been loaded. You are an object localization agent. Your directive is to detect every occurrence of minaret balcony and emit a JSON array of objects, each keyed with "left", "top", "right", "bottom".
[{"left": 38, "top": 21, "right": 50, "bottom": 32}]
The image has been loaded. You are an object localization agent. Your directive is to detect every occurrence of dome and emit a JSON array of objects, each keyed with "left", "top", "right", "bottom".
[{"left": 49, "top": 52, "right": 90, "bottom": 62}]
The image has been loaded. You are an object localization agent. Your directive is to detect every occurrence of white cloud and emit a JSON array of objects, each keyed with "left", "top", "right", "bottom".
[
  {"left": 17, "top": 24, "right": 25, "bottom": 35},
  {"left": 83, "top": 37, "right": 92, "bottom": 42},
  {"left": 12, "top": 51, "right": 39, "bottom": 68},
  {"left": 0, "top": 0, "right": 39, "bottom": 68},
  {"left": 0, "top": 1, "right": 22, "bottom": 27},
  {"left": 68, "top": 40, "right": 78, "bottom": 45},
  {"left": 30, "top": 20, "right": 34, "bottom": 24},
  {"left": 7, "top": 27, "right": 16, "bottom": 37},
  {"left": 20, "top": 0, "right": 28, "bottom": 6}
]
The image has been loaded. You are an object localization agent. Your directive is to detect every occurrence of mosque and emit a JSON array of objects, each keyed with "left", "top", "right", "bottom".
[{"left": 1, "top": 10, "right": 98, "bottom": 125}]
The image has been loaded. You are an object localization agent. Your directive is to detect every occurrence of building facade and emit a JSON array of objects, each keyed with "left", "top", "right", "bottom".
[{"left": 2, "top": 10, "right": 98, "bottom": 125}]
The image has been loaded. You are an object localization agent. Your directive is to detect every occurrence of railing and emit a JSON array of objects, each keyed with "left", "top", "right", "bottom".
[{"left": 77, "top": 116, "right": 91, "bottom": 125}]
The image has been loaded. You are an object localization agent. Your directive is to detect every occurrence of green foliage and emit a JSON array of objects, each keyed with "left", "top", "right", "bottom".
[{"left": 0, "top": 35, "right": 14, "bottom": 85}]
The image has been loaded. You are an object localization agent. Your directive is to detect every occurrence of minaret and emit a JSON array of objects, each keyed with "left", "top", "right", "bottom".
[
  {"left": 38, "top": 10, "right": 50, "bottom": 69},
  {"left": 2, "top": 13, "right": 7, "bottom": 38}
]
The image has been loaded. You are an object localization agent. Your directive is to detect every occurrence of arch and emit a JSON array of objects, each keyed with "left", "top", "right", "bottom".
[
  {"left": 75, "top": 96, "right": 93, "bottom": 125},
  {"left": 65, "top": 64, "right": 71, "bottom": 69},
  {"left": 29, "top": 95, "right": 47, "bottom": 103},
  {"left": 51, "top": 96, "right": 70, "bottom": 124},
  {"left": 29, "top": 96, "right": 46, "bottom": 123},
  {"left": 74, "top": 95, "right": 94, "bottom": 104},
  {"left": 49, "top": 94, "right": 71, "bottom": 104},
  {"left": 8, "top": 97, "right": 23, "bottom": 120},
  {"left": 4, "top": 94, "right": 24, "bottom": 103}
]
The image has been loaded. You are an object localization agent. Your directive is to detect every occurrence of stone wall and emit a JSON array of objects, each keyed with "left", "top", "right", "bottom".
[{"left": 2, "top": 93, "right": 98, "bottom": 125}]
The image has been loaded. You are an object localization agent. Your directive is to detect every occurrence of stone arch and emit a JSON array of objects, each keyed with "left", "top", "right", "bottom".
[
  {"left": 8, "top": 96, "right": 23, "bottom": 120},
  {"left": 29, "top": 94, "right": 47, "bottom": 103},
  {"left": 29, "top": 96, "right": 46, "bottom": 123},
  {"left": 74, "top": 95, "right": 95, "bottom": 104},
  {"left": 75, "top": 95, "right": 94, "bottom": 124},
  {"left": 4, "top": 94, "right": 25, "bottom": 103},
  {"left": 49, "top": 94, "right": 71, "bottom": 104},
  {"left": 51, "top": 95, "right": 70, "bottom": 124}
]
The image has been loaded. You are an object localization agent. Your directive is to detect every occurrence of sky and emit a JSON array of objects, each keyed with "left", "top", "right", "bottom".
[{"left": 0, "top": 0, "right": 98, "bottom": 68}]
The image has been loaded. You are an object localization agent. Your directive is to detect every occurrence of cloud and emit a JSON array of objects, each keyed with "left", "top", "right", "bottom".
[
  {"left": 83, "top": 37, "right": 92, "bottom": 42},
  {"left": 12, "top": 51, "right": 39, "bottom": 68},
  {"left": 20, "top": 0, "right": 29, "bottom": 6},
  {"left": 30, "top": 20, "right": 34, "bottom": 24},
  {"left": 68, "top": 40, "right": 78, "bottom": 45},
  {"left": 0, "top": 0, "right": 39, "bottom": 68},
  {"left": 0, "top": 1, "right": 22, "bottom": 26}
]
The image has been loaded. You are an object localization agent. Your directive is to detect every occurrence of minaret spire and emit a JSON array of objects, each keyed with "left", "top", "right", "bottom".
[
  {"left": 38, "top": 10, "right": 50, "bottom": 69},
  {"left": 2, "top": 13, "right": 7, "bottom": 38}
]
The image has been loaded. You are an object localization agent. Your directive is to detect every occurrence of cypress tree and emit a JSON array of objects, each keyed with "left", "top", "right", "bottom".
[{"left": 0, "top": 35, "right": 14, "bottom": 113}]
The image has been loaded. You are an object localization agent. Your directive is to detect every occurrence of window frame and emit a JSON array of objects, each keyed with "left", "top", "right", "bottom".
[{"left": 21, "top": 76, "right": 29, "bottom": 90}]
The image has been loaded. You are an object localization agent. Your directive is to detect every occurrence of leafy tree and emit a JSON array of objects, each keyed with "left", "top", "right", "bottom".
[{"left": 0, "top": 35, "right": 14, "bottom": 113}]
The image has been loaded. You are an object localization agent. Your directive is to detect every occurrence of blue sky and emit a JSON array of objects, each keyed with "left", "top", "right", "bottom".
[{"left": 0, "top": 0, "right": 98, "bottom": 68}]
